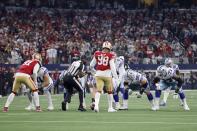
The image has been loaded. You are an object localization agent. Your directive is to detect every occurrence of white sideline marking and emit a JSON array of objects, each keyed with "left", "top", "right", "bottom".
[{"left": 0, "top": 120, "right": 197, "bottom": 125}]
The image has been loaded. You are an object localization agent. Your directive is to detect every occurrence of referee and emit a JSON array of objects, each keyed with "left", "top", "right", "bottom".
[{"left": 61, "top": 60, "right": 87, "bottom": 111}]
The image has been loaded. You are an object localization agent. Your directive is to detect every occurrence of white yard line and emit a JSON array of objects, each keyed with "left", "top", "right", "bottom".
[{"left": 0, "top": 120, "right": 197, "bottom": 125}]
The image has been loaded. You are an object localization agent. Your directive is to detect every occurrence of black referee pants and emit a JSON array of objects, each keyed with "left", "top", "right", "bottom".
[{"left": 63, "top": 75, "right": 84, "bottom": 107}]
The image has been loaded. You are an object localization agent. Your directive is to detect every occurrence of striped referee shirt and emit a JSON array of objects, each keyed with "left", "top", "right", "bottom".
[{"left": 65, "top": 60, "right": 84, "bottom": 77}]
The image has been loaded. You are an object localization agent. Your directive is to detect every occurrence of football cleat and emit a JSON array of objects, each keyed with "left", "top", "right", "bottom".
[
  {"left": 108, "top": 108, "right": 117, "bottom": 112},
  {"left": 90, "top": 103, "right": 95, "bottom": 110},
  {"left": 119, "top": 106, "right": 128, "bottom": 110},
  {"left": 35, "top": 106, "right": 42, "bottom": 112},
  {"left": 159, "top": 101, "right": 166, "bottom": 106},
  {"left": 151, "top": 106, "right": 157, "bottom": 111},
  {"left": 47, "top": 106, "right": 54, "bottom": 111},
  {"left": 78, "top": 106, "right": 86, "bottom": 112},
  {"left": 94, "top": 106, "right": 99, "bottom": 113},
  {"left": 153, "top": 105, "right": 160, "bottom": 111},
  {"left": 3, "top": 107, "right": 8, "bottom": 112},
  {"left": 184, "top": 105, "right": 190, "bottom": 111},
  {"left": 25, "top": 104, "right": 36, "bottom": 111}
]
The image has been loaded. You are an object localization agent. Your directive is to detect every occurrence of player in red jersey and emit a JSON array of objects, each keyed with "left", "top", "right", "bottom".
[
  {"left": 90, "top": 41, "right": 119, "bottom": 112},
  {"left": 3, "top": 53, "right": 42, "bottom": 112}
]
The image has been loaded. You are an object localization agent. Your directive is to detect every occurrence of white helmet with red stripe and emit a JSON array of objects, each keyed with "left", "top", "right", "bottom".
[
  {"left": 102, "top": 41, "right": 112, "bottom": 50},
  {"left": 32, "top": 53, "right": 42, "bottom": 62}
]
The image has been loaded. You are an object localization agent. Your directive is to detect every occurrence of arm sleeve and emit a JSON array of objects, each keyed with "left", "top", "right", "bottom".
[
  {"left": 90, "top": 57, "right": 97, "bottom": 74},
  {"left": 32, "top": 63, "right": 40, "bottom": 85},
  {"left": 42, "top": 74, "right": 50, "bottom": 88},
  {"left": 90, "top": 57, "right": 96, "bottom": 68},
  {"left": 109, "top": 58, "right": 118, "bottom": 79}
]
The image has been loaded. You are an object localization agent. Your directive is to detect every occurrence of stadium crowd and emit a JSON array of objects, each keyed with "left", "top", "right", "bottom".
[{"left": 0, "top": 5, "right": 197, "bottom": 65}]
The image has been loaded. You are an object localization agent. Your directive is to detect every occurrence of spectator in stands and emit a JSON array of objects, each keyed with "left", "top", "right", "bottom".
[{"left": 46, "top": 45, "right": 58, "bottom": 64}]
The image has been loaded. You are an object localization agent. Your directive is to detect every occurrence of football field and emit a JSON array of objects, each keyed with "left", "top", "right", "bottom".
[{"left": 0, "top": 91, "right": 197, "bottom": 131}]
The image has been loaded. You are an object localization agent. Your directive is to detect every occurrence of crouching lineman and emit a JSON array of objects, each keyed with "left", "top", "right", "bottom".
[
  {"left": 61, "top": 60, "right": 87, "bottom": 112},
  {"left": 123, "top": 69, "right": 155, "bottom": 110},
  {"left": 25, "top": 66, "right": 54, "bottom": 111},
  {"left": 113, "top": 56, "right": 128, "bottom": 110},
  {"left": 3, "top": 53, "right": 42, "bottom": 112},
  {"left": 160, "top": 58, "right": 183, "bottom": 106},
  {"left": 153, "top": 65, "right": 190, "bottom": 111}
]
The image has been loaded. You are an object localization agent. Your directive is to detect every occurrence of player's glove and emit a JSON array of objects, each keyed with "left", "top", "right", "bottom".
[
  {"left": 175, "top": 86, "right": 180, "bottom": 93},
  {"left": 139, "top": 88, "right": 145, "bottom": 95}
]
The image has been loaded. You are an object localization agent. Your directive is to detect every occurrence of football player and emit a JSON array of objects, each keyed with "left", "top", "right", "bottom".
[
  {"left": 25, "top": 66, "right": 54, "bottom": 111},
  {"left": 90, "top": 41, "right": 119, "bottom": 112},
  {"left": 3, "top": 53, "right": 42, "bottom": 112},
  {"left": 160, "top": 58, "right": 183, "bottom": 106},
  {"left": 113, "top": 56, "right": 127, "bottom": 110},
  {"left": 123, "top": 69, "right": 155, "bottom": 110},
  {"left": 153, "top": 65, "right": 190, "bottom": 111}
]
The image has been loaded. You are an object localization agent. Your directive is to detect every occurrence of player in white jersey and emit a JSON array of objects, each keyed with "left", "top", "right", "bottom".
[
  {"left": 123, "top": 69, "right": 155, "bottom": 110},
  {"left": 25, "top": 66, "right": 54, "bottom": 111},
  {"left": 160, "top": 58, "right": 183, "bottom": 106},
  {"left": 153, "top": 65, "right": 190, "bottom": 111},
  {"left": 113, "top": 56, "right": 127, "bottom": 110}
]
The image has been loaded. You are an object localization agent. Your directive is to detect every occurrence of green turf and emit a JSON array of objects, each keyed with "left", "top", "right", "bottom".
[{"left": 0, "top": 91, "right": 197, "bottom": 131}]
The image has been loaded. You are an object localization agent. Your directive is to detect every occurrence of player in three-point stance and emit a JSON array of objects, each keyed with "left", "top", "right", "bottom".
[
  {"left": 153, "top": 65, "right": 190, "bottom": 111},
  {"left": 3, "top": 53, "right": 42, "bottom": 112}
]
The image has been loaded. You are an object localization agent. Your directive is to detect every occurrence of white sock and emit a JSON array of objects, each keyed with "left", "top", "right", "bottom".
[
  {"left": 107, "top": 94, "right": 113, "bottom": 109},
  {"left": 180, "top": 99, "right": 184, "bottom": 105},
  {"left": 115, "top": 102, "right": 120, "bottom": 106},
  {"left": 83, "top": 96, "right": 86, "bottom": 108},
  {"left": 5, "top": 93, "right": 15, "bottom": 107},
  {"left": 33, "top": 92, "right": 40, "bottom": 107},
  {"left": 27, "top": 91, "right": 32, "bottom": 102},
  {"left": 163, "top": 88, "right": 170, "bottom": 103},
  {"left": 149, "top": 100, "right": 154, "bottom": 107},
  {"left": 44, "top": 90, "right": 53, "bottom": 107},
  {"left": 182, "top": 98, "right": 188, "bottom": 106},
  {"left": 94, "top": 92, "right": 101, "bottom": 109},
  {"left": 155, "top": 98, "right": 160, "bottom": 108},
  {"left": 123, "top": 100, "right": 128, "bottom": 108},
  {"left": 26, "top": 92, "right": 35, "bottom": 107}
]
